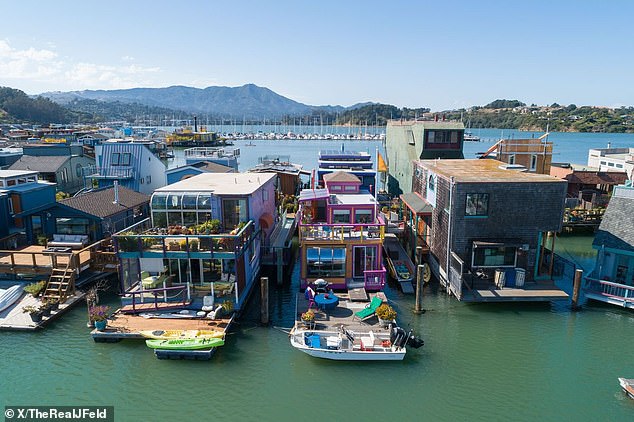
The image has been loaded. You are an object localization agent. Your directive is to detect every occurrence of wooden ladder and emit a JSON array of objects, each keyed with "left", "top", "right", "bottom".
[{"left": 42, "top": 257, "right": 77, "bottom": 303}]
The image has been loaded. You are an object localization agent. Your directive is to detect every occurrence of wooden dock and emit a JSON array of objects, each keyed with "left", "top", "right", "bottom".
[
  {"left": 460, "top": 284, "right": 569, "bottom": 302},
  {"left": 90, "top": 311, "right": 234, "bottom": 342},
  {"left": 0, "top": 289, "right": 85, "bottom": 331}
]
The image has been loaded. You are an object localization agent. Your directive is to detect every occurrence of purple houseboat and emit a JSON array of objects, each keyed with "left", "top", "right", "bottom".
[{"left": 298, "top": 170, "right": 386, "bottom": 292}]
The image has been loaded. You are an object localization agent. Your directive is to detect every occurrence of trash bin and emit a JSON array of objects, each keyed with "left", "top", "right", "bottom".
[
  {"left": 494, "top": 269, "right": 505, "bottom": 289},
  {"left": 515, "top": 268, "right": 526, "bottom": 287}
]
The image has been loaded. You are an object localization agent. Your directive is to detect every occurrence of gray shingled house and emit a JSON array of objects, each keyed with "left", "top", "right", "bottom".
[{"left": 585, "top": 182, "right": 634, "bottom": 309}]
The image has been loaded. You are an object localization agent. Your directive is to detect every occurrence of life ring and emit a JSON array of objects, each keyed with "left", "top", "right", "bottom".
[{"left": 423, "top": 264, "right": 431, "bottom": 284}]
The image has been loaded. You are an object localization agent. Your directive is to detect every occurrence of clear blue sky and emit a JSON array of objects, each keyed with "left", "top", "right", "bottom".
[{"left": 1, "top": 0, "right": 632, "bottom": 111}]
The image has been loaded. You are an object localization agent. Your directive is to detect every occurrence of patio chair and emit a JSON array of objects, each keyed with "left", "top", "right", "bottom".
[
  {"left": 304, "top": 286, "right": 316, "bottom": 309},
  {"left": 353, "top": 296, "right": 383, "bottom": 322},
  {"left": 201, "top": 295, "right": 215, "bottom": 312}
]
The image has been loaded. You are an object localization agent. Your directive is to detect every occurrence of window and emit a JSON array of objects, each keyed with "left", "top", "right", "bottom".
[
  {"left": 111, "top": 153, "right": 120, "bottom": 165},
  {"left": 146, "top": 175, "right": 151, "bottom": 184},
  {"left": 330, "top": 186, "right": 341, "bottom": 191},
  {"left": 7, "top": 179, "right": 16, "bottom": 186},
  {"left": 608, "top": 162, "right": 615, "bottom": 167},
  {"left": 76, "top": 163, "right": 83, "bottom": 177},
  {"left": 120, "top": 153, "right": 131, "bottom": 166},
  {"left": 262, "top": 189, "right": 269, "bottom": 201},
  {"left": 56, "top": 217, "right": 90, "bottom": 235},
  {"left": 223, "top": 198, "right": 248, "bottom": 229},
  {"left": 354, "top": 209, "right": 372, "bottom": 224},
  {"left": 530, "top": 155, "right": 537, "bottom": 171},
  {"left": 407, "top": 130, "right": 415, "bottom": 145},
  {"left": 465, "top": 193, "right": 489, "bottom": 216},
  {"left": 306, "top": 247, "right": 346, "bottom": 277},
  {"left": 450, "top": 131, "right": 458, "bottom": 143},
  {"left": 332, "top": 209, "right": 350, "bottom": 224},
  {"left": 616, "top": 164, "right": 623, "bottom": 168},
  {"left": 508, "top": 154, "right": 516, "bottom": 165},
  {"left": 353, "top": 246, "right": 377, "bottom": 277},
  {"left": 473, "top": 246, "right": 517, "bottom": 267},
  {"left": 427, "top": 131, "right": 435, "bottom": 143},
  {"left": 428, "top": 174, "right": 435, "bottom": 192},
  {"left": 344, "top": 185, "right": 356, "bottom": 191}
]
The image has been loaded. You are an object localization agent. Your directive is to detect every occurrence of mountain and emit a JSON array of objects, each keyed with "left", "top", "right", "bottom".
[{"left": 42, "top": 84, "right": 341, "bottom": 119}]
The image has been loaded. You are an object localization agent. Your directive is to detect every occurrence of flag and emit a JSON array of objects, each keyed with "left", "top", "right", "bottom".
[{"left": 377, "top": 152, "right": 388, "bottom": 173}]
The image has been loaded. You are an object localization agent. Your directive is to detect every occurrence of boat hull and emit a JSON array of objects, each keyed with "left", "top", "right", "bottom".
[
  {"left": 295, "top": 345, "right": 405, "bottom": 361},
  {"left": 0, "top": 284, "right": 24, "bottom": 313},
  {"left": 145, "top": 338, "right": 225, "bottom": 350},
  {"left": 139, "top": 330, "right": 224, "bottom": 340},
  {"left": 618, "top": 377, "right": 634, "bottom": 399}
]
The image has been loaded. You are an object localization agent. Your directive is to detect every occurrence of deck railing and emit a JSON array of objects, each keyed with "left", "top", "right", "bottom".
[
  {"left": 585, "top": 276, "right": 634, "bottom": 300},
  {"left": 84, "top": 165, "right": 135, "bottom": 179},
  {"left": 364, "top": 267, "right": 387, "bottom": 291},
  {"left": 122, "top": 285, "right": 189, "bottom": 313},
  {"left": 114, "top": 218, "right": 255, "bottom": 256},
  {"left": 299, "top": 220, "right": 385, "bottom": 242}
]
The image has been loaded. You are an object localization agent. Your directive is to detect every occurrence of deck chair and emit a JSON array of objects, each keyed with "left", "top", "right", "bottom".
[
  {"left": 304, "top": 286, "right": 316, "bottom": 309},
  {"left": 201, "top": 295, "right": 215, "bottom": 312},
  {"left": 354, "top": 296, "right": 383, "bottom": 322}
]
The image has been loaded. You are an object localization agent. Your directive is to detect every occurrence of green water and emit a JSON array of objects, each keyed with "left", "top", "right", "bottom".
[{"left": 1, "top": 235, "right": 633, "bottom": 421}]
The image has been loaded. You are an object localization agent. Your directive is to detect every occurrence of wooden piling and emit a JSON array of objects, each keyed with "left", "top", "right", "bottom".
[
  {"left": 260, "top": 277, "right": 269, "bottom": 324},
  {"left": 572, "top": 269, "right": 583, "bottom": 310},
  {"left": 414, "top": 264, "right": 424, "bottom": 314},
  {"left": 416, "top": 246, "right": 423, "bottom": 265},
  {"left": 548, "top": 232, "right": 556, "bottom": 278}
]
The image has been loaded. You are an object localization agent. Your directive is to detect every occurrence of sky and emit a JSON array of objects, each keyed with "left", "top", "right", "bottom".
[{"left": 1, "top": 0, "right": 633, "bottom": 111}]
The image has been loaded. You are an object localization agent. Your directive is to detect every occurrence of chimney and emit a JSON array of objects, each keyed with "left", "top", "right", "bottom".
[
  {"left": 434, "top": 114, "right": 438, "bottom": 122},
  {"left": 113, "top": 180, "right": 119, "bottom": 204}
]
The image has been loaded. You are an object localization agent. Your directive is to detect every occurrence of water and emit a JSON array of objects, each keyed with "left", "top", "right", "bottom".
[{"left": 2, "top": 133, "right": 634, "bottom": 420}]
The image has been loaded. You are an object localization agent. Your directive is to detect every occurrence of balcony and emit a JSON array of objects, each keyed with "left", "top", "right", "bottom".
[
  {"left": 113, "top": 218, "right": 255, "bottom": 258},
  {"left": 84, "top": 165, "right": 135, "bottom": 179},
  {"left": 585, "top": 276, "right": 634, "bottom": 309}
]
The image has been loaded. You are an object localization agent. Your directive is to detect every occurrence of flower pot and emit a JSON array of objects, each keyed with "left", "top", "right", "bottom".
[
  {"left": 377, "top": 318, "right": 395, "bottom": 328},
  {"left": 94, "top": 320, "right": 107, "bottom": 331},
  {"left": 40, "top": 306, "right": 51, "bottom": 317},
  {"left": 29, "top": 312, "right": 43, "bottom": 323},
  {"left": 49, "top": 302, "right": 59, "bottom": 311}
]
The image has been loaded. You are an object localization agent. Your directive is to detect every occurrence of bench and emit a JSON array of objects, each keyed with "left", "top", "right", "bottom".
[{"left": 47, "top": 234, "right": 89, "bottom": 250}]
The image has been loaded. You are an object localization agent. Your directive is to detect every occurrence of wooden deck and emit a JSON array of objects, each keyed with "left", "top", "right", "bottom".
[
  {"left": 90, "top": 311, "right": 233, "bottom": 341},
  {"left": 460, "top": 284, "right": 569, "bottom": 302},
  {"left": 297, "top": 292, "right": 393, "bottom": 335},
  {"left": 119, "top": 301, "right": 192, "bottom": 314},
  {"left": 0, "top": 245, "right": 92, "bottom": 275},
  {"left": 0, "top": 288, "right": 86, "bottom": 330}
]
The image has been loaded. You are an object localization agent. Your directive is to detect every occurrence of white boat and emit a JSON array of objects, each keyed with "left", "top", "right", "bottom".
[
  {"left": 0, "top": 284, "right": 24, "bottom": 313},
  {"left": 618, "top": 377, "right": 634, "bottom": 399},
  {"left": 289, "top": 324, "right": 421, "bottom": 361},
  {"left": 464, "top": 132, "right": 481, "bottom": 142}
]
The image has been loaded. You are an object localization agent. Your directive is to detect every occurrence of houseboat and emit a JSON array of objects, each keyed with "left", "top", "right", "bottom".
[
  {"left": 317, "top": 147, "right": 376, "bottom": 194},
  {"left": 410, "top": 159, "right": 570, "bottom": 302},
  {"left": 386, "top": 119, "right": 465, "bottom": 195},
  {"left": 184, "top": 147, "right": 240, "bottom": 171},
  {"left": 113, "top": 172, "right": 277, "bottom": 314},
  {"left": 298, "top": 170, "right": 386, "bottom": 292},
  {"left": 584, "top": 182, "right": 634, "bottom": 309}
]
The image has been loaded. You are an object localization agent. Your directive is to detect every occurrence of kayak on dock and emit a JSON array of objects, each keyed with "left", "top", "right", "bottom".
[{"left": 145, "top": 337, "right": 225, "bottom": 350}]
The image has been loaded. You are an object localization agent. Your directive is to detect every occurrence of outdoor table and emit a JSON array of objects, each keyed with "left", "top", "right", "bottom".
[{"left": 314, "top": 293, "right": 339, "bottom": 310}]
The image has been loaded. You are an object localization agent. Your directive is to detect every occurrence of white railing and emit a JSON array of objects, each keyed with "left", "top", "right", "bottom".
[{"left": 586, "top": 277, "right": 634, "bottom": 299}]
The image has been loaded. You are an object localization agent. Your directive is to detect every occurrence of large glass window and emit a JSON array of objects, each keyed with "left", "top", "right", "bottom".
[
  {"left": 306, "top": 247, "right": 346, "bottom": 278},
  {"left": 120, "top": 153, "right": 132, "bottom": 166},
  {"left": 152, "top": 212, "right": 167, "bottom": 227},
  {"left": 182, "top": 194, "right": 198, "bottom": 209},
  {"left": 473, "top": 246, "right": 516, "bottom": 267},
  {"left": 151, "top": 193, "right": 168, "bottom": 210},
  {"left": 111, "top": 153, "right": 120, "bottom": 166},
  {"left": 223, "top": 198, "right": 248, "bottom": 229},
  {"left": 353, "top": 246, "right": 377, "bottom": 277},
  {"left": 56, "top": 217, "right": 90, "bottom": 235},
  {"left": 466, "top": 193, "right": 489, "bottom": 216},
  {"left": 354, "top": 209, "right": 372, "bottom": 224},
  {"left": 167, "top": 194, "right": 182, "bottom": 210},
  {"left": 332, "top": 209, "right": 351, "bottom": 224}
]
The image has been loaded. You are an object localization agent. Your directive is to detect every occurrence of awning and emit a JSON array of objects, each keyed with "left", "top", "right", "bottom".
[
  {"left": 473, "top": 240, "right": 525, "bottom": 248},
  {"left": 298, "top": 188, "right": 330, "bottom": 202},
  {"left": 400, "top": 193, "right": 433, "bottom": 215}
]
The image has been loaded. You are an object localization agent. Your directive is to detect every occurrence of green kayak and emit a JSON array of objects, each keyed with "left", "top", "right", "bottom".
[{"left": 145, "top": 337, "right": 225, "bottom": 350}]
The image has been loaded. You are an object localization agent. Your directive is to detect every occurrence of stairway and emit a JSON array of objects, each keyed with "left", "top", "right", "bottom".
[{"left": 42, "top": 261, "right": 77, "bottom": 303}]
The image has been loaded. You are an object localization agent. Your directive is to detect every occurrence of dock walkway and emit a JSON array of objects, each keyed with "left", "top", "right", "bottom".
[{"left": 0, "top": 290, "right": 85, "bottom": 331}]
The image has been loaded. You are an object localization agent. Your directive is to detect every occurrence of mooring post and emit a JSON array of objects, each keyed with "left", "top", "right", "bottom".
[
  {"left": 276, "top": 249, "right": 283, "bottom": 285},
  {"left": 260, "top": 277, "right": 269, "bottom": 324},
  {"left": 572, "top": 269, "right": 583, "bottom": 310},
  {"left": 414, "top": 264, "right": 424, "bottom": 314}
]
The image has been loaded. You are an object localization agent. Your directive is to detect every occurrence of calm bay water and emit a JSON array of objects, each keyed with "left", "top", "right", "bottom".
[{"left": 2, "top": 132, "right": 634, "bottom": 420}]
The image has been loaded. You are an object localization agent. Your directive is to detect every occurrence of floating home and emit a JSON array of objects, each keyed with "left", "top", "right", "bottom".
[
  {"left": 298, "top": 171, "right": 386, "bottom": 291},
  {"left": 317, "top": 149, "right": 376, "bottom": 194},
  {"left": 385, "top": 120, "right": 465, "bottom": 195},
  {"left": 587, "top": 147, "right": 634, "bottom": 180},
  {"left": 184, "top": 147, "right": 240, "bottom": 171},
  {"left": 412, "top": 159, "right": 569, "bottom": 302},
  {"left": 478, "top": 134, "right": 553, "bottom": 174},
  {"left": 585, "top": 183, "right": 634, "bottom": 309},
  {"left": 113, "top": 172, "right": 277, "bottom": 313},
  {"left": 85, "top": 141, "right": 167, "bottom": 195}
]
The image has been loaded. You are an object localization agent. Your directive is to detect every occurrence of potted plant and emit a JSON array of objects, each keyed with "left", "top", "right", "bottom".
[
  {"left": 300, "top": 309, "right": 315, "bottom": 325},
  {"left": 221, "top": 300, "right": 234, "bottom": 315},
  {"left": 376, "top": 304, "right": 397, "bottom": 327},
  {"left": 189, "top": 239, "right": 199, "bottom": 251},
  {"left": 24, "top": 281, "right": 47, "bottom": 298},
  {"left": 39, "top": 302, "right": 52, "bottom": 317},
  {"left": 22, "top": 305, "right": 43, "bottom": 323},
  {"left": 89, "top": 305, "right": 110, "bottom": 330},
  {"left": 168, "top": 240, "right": 180, "bottom": 251},
  {"left": 43, "top": 298, "right": 59, "bottom": 312}
]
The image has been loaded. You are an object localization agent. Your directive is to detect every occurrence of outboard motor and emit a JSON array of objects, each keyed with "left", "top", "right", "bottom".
[
  {"left": 390, "top": 326, "right": 407, "bottom": 349},
  {"left": 406, "top": 329, "right": 425, "bottom": 349}
]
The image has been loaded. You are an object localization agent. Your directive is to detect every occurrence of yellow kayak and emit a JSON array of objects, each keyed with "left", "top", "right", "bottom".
[{"left": 139, "top": 329, "right": 224, "bottom": 340}]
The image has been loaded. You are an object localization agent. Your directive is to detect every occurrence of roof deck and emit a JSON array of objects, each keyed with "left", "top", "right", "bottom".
[{"left": 417, "top": 159, "right": 565, "bottom": 183}]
